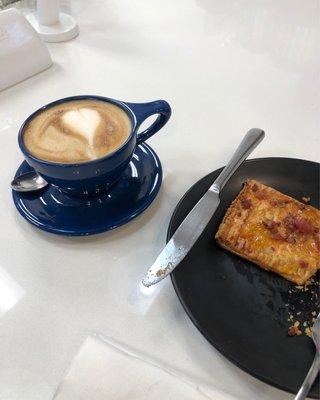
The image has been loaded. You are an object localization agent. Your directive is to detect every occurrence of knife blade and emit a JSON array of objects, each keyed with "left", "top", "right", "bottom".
[{"left": 142, "top": 128, "right": 265, "bottom": 287}]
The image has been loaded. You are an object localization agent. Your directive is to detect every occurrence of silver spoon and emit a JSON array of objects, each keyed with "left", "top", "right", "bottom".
[
  {"left": 11, "top": 171, "right": 48, "bottom": 192},
  {"left": 295, "top": 313, "right": 320, "bottom": 400}
]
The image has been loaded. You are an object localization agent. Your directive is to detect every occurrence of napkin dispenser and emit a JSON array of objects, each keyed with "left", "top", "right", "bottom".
[{"left": 0, "top": 8, "right": 52, "bottom": 91}]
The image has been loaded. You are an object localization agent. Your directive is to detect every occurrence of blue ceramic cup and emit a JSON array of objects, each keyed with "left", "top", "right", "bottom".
[{"left": 18, "top": 95, "right": 171, "bottom": 196}]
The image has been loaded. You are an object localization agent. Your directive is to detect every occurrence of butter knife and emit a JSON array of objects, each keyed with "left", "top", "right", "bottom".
[{"left": 142, "top": 128, "right": 265, "bottom": 287}]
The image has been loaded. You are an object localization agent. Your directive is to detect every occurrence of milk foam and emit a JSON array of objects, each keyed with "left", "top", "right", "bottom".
[
  {"left": 63, "top": 108, "right": 100, "bottom": 145},
  {"left": 23, "top": 100, "right": 131, "bottom": 164},
  {"left": 63, "top": 108, "right": 101, "bottom": 158}
]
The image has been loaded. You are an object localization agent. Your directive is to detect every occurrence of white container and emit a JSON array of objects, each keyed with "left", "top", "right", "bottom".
[
  {"left": 0, "top": 8, "right": 52, "bottom": 92},
  {"left": 26, "top": 0, "right": 79, "bottom": 43}
]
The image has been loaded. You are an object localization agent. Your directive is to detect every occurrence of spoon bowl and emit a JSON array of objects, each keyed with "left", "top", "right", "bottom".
[
  {"left": 312, "top": 313, "right": 320, "bottom": 350},
  {"left": 295, "top": 313, "right": 320, "bottom": 400},
  {"left": 11, "top": 171, "right": 48, "bottom": 192}
]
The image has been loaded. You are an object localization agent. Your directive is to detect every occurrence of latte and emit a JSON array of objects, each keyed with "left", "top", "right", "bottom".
[{"left": 23, "top": 99, "right": 131, "bottom": 163}]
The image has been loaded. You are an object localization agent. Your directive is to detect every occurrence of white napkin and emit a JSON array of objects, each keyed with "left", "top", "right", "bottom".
[{"left": 53, "top": 334, "right": 236, "bottom": 400}]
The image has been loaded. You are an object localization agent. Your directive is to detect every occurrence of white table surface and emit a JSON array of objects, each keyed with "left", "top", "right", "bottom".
[{"left": 0, "top": 1, "right": 319, "bottom": 399}]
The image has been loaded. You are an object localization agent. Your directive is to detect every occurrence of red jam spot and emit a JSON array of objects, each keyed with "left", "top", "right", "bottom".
[
  {"left": 299, "top": 260, "right": 308, "bottom": 269},
  {"left": 241, "top": 198, "right": 252, "bottom": 209}
]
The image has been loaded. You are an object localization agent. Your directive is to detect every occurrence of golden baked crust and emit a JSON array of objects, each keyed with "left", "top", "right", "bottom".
[{"left": 215, "top": 180, "right": 320, "bottom": 285}]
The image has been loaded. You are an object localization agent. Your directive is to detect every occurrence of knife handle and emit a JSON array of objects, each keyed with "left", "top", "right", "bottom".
[{"left": 210, "top": 128, "right": 265, "bottom": 193}]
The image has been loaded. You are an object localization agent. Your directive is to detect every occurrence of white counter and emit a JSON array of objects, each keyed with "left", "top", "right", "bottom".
[{"left": 0, "top": 1, "right": 319, "bottom": 399}]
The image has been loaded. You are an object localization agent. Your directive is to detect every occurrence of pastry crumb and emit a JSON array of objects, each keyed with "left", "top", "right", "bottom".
[
  {"left": 288, "top": 322, "right": 302, "bottom": 336},
  {"left": 284, "top": 273, "right": 319, "bottom": 337},
  {"left": 302, "top": 196, "right": 310, "bottom": 203},
  {"left": 305, "top": 327, "right": 312, "bottom": 337}
]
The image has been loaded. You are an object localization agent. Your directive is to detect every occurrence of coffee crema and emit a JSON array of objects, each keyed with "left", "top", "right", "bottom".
[{"left": 23, "top": 100, "right": 131, "bottom": 163}]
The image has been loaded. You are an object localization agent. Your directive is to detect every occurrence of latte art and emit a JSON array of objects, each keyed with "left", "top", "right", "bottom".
[{"left": 23, "top": 100, "right": 131, "bottom": 163}]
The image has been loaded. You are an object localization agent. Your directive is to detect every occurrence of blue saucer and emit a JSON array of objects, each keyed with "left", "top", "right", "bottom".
[{"left": 12, "top": 143, "right": 162, "bottom": 236}]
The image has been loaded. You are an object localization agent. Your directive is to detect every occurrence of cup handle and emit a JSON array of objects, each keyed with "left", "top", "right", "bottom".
[{"left": 126, "top": 100, "right": 171, "bottom": 145}]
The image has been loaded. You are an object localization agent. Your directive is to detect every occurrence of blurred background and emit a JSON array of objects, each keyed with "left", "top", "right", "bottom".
[
  {"left": 0, "top": 0, "right": 34, "bottom": 8},
  {"left": 0, "top": 0, "right": 70, "bottom": 12}
]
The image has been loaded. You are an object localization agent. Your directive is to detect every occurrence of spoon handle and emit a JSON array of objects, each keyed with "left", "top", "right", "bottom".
[{"left": 295, "top": 352, "right": 320, "bottom": 400}]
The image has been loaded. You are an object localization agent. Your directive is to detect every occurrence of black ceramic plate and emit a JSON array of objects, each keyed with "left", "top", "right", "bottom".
[{"left": 170, "top": 158, "right": 320, "bottom": 397}]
